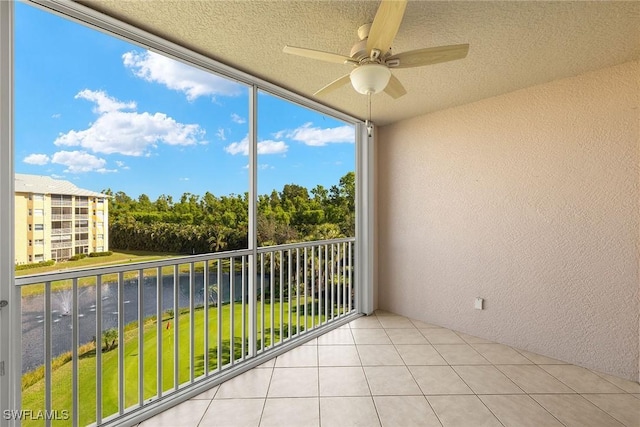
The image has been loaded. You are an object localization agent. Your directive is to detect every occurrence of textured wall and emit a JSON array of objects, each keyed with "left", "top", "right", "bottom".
[{"left": 376, "top": 61, "right": 639, "bottom": 381}]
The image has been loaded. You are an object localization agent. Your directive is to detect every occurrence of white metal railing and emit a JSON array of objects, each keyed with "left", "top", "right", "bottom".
[
  {"left": 51, "top": 241, "right": 72, "bottom": 249},
  {"left": 51, "top": 214, "right": 73, "bottom": 221},
  {"left": 16, "top": 237, "right": 356, "bottom": 427},
  {"left": 51, "top": 200, "right": 72, "bottom": 207},
  {"left": 74, "top": 240, "right": 89, "bottom": 246},
  {"left": 51, "top": 228, "right": 72, "bottom": 235}
]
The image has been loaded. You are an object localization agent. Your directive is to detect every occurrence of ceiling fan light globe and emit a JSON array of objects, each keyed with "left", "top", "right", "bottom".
[{"left": 350, "top": 63, "right": 391, "bottom": 95}]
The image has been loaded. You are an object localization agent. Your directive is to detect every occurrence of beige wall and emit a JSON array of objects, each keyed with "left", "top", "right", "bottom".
[{"left": 376, "top": 60, "right": 639, "bottom": 380}]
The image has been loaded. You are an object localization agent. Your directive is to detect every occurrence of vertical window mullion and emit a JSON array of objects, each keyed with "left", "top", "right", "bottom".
[{"left": 247, "top": 85, "right": 258, "bottom": 357}]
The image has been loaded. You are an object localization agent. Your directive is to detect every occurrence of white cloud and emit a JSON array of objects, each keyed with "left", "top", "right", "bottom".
[
  {"left": 272, "top": 130, "right": 286, "bottom": 139},
  {"left": 115, "top": 160, "right": 130, "bottom": 170},
  {"left": 231, "top": 113, "right": 246, "bottom": 124},
  {"left": 23, "top": 154, "right": 50, "bottom": 165},
  {"left": 51, "top": 150, "right": 115, "bottom": 173},
  {"left": 179, "top": 177, "right": 190, "bottom": 181},
  {"left": 224, "top": 135, "right": 288, "bottom": 156},
  {"left": 216, "top": 128, "right": 226, "bottom": 141},
  {"left": 288, "top": 122, "right": 355, "bottom": 146},
  {"left": 123, "top": 50, "right": 243, "bottom": 101},
  {"left": 76, "top": 89, "right": 136, "bottom": 114},
  {"left": 52, "top": 113, "right": 61, "bottom": 119},
  {"left": 55, "top": 89, "right": 206, "bottom": 156},
  {"left": 259, "top": 140, "right": 288, "bottom": 155}
]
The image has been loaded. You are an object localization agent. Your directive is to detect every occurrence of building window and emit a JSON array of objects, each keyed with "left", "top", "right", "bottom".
[
  {"left": 34, "top": 239, "right": 44, "bottom": 246},
  {"left": 33, "top": 193, "right": 44, "bottom": 201},
  {"left": 28, "top": 224, "right": 32, "bottom": 231},
  {"left": 34, "top": 254, "right": 44, "bottom": 262},
  {"left": 34, "top": 209, "right": 44, "bottom": 216},
  {"left": 28, "top": 255, "right": 32, "bottom": 262},
  {"left": 28, "top": 239, "right": 32, "bottom": 246},
  {"left": 34, "top": 224, "right": 44, "bottom": 231}
]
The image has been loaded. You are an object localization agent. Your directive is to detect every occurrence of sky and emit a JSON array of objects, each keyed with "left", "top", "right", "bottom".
[{"left": 14, "top": 2, "right": 355, "bottom": 200}]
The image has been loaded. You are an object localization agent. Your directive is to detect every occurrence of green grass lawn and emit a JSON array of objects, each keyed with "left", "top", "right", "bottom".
[
  {"left": 21, "top": 300, "right": 329, "bottom": 427},
  {"left": 16, "top": 250, "right": 182, "bottom": 277}
]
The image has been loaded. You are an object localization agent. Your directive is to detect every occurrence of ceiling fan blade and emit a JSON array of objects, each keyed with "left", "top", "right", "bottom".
[
  {"left": 283, "top": 45, "right": 356, "bottom": 65},
  {"left": 386, "top": 44, "right": 469, "bottom": 68},
  {"left": 366, "top": 0, "right": 408, "bottom": 56},
  {"left": 384, "top": 74, "right": 407, "bottom": 99},
  {"left": 314, "top": 74, "right": 352, "bottom": 97}
]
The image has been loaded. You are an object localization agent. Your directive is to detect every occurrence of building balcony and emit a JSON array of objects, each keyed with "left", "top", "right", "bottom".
[
  {"left": 51, "top": 200, "right": 73, "bottom": 207},
  {"left": 75, "top": 239, "right": 89, "bottom": 246},
  {"left": 51, "top": 228, "right": 72, "bottom": 235},
  {"left": 51, "top": 240, "right": 72, "bottom": 249},
  {"left": 51, "top": 214, "right": 73, "bottom": 221}
]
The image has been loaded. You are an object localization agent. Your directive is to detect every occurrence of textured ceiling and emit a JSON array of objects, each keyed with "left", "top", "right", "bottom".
[{"left": 77, "top": 1, "right": 640, "bottom": 126}]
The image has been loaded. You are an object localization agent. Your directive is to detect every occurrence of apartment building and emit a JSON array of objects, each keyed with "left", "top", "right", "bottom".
[{"left": 15, "top": 173, "right": 109, "bottom": 264}]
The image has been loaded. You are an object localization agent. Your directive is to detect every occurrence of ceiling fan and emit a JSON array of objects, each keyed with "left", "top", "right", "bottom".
[{"left": 283, "top": 0, "right": 469, "bottom": 99}]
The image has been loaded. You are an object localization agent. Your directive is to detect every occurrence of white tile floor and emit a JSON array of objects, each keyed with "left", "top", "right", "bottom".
[{"left": 139, "top": 311, "right": 640, "bottom": 427}]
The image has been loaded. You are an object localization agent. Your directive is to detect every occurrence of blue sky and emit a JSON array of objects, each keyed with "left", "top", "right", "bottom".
[{"left": 14, "top": 2, "right": 355, "bottom": 200}]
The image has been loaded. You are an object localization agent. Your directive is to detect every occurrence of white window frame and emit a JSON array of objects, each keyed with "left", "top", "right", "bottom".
[{"left": 0, "top": 7, "right": 14, "bottom": 423}]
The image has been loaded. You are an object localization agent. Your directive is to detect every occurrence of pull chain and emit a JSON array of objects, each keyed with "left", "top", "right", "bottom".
[{"left": 366, "top": 92, "right": 373, "bottom": 137}]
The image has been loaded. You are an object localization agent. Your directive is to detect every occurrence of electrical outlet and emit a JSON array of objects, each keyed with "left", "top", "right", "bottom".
[{"left": 475, "top": 297, "right": 484, "bottom": 310}]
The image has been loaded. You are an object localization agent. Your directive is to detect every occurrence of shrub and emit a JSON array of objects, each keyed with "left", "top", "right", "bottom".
[
  {"left": 88, "top": 251, "right": 113, "bottom": 258},
  {"left": 68, "top": 254, "right": 87, "bottom": 261},
  {"left": 102, "top": 328, "right": 118, "bottom": 352},
  {"left": 15, "top": 260, "right": 55, "bottom": 271}
]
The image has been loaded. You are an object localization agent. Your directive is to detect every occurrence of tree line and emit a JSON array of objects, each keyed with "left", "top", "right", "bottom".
[{"left": 104, "top": 172, "right": 355, "bottom": 253}]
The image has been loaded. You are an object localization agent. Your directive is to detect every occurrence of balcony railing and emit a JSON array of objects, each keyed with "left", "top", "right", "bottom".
[
  {"left": 51, "top": 199, "right": 73, "bottom": 207},
  {"left": 51, "top": 241, "right": 73, "bottom": 249},
  {"left": 16, "top": 237, "right": 356, "bottom": 427},
  {"left": 51, "top": 214, "right": 73, "bottom": 221},
  {"left": 51, "top": 228, "right": 72, "bottom": 235},
  {"left": 75, "top": 239, "right": 89, "bottom": 246}
]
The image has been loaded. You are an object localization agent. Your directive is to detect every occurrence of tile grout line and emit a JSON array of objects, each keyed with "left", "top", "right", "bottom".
[
  {"left": 355, "top": 316, "right": 384, "bottom": 427},
  {"left": 450, "top": 331, "right": 579, "bottom": 427},
  {"left": 394, "top": 322, "right": 446, "bottom": 427},
  {"left": 195, "top": 395, "right": 215, "bottom": 427},
  {"left": 257, "top": 363, "right": 275, "bottom": 427}
]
